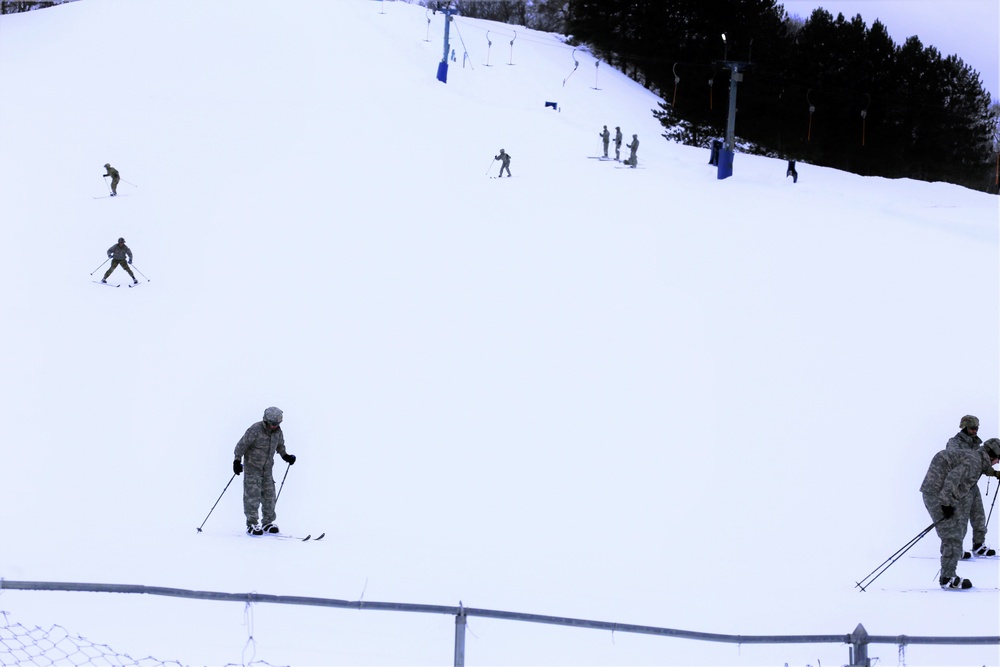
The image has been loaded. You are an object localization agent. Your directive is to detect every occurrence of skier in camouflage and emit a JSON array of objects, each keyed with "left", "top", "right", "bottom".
[
  {"left": 102, "top": 237, "right": 137, "bottom": 284},
  {"left": 919, "top": 437, "right": 1000, "bottom": 589},
  {"left": 494, "top": 149, "right": 511, "bottom": 178},
  {"left": 233, "top": 407, "right": 297, "bottom": 535},
  {"left": 599, "top": 125, "right": 610, "bottom": 158},
  {"left": 946, "top": 415, "right": 996, "bottom": 557},
  {"left": 625, "top": 134, "right": 639, "bottom": 168},
  {"left": 103, "top": 163, "right": 120, "bottom": 196}
]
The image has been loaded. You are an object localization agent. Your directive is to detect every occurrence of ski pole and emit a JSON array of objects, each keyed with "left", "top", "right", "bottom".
[
  {"left": 101, "top": 175, "right": 112, "bottom": 195},
  {"left": 90, "top": 257, "right": 110, "bottom": 275},
  {"left": 197, "top": 473, "right": 237, "bottom": 532},
  {"left": 855, "top": 521, "right": 938, "bottom": 591},
  {"left": 485, "top": 157, "right": 496, "bottom": 176},
  {"left": 121, "top": 178, "right": 138, "bottom": 188},
  {"left": 130, "top": 263, "right": 150, "bottom": 281},
  {"left": 275, "top": 462, "right": 291, "bottom": 505},
  {"left": 986, "top": 479, "right": 998, "bottom": 528}
]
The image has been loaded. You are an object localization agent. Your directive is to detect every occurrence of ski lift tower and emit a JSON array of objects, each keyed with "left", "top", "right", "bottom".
[
  {"left": 436, "top": 5, "right": 456, "bottom": 83},
  {"left": 713, "top": 33, "right": 751, "bottom": 179}
]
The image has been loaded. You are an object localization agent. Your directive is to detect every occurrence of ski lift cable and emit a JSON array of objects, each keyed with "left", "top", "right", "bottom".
[{"left": 451, "top": 17, "right": 474, "bottom": 70}]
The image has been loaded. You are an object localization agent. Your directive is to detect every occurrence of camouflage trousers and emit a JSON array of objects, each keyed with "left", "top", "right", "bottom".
[
  {"left": 242, "top": 468, "right": 277, "bottom": 527},
  {"left": 922, "top": 491, "right": 971, "bottom": 579},
  {"left": 103, "top": 259, "right": 135, "bottom": 281},
  {"left": 969, "top": 485, "right": 986, "bottom": 546}
]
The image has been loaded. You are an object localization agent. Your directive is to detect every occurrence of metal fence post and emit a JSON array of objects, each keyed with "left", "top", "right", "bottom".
[
  {"left": 850, "top": 623, "right": 870, "bottom": 666},
  {"left": 454, "top": 603, "right": 467, "bottom": 667}
]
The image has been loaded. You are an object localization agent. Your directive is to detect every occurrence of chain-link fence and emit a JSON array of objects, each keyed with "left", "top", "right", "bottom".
[
  {"left": 0, "top": 610, "right": 284, "bottom": 667},
  {"left": 3, "top": 580, "right": 999, "bottom": 667}
]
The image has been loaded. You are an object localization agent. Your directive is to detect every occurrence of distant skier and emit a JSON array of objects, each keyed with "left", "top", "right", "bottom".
[
  {"left": 613, "top": 126, "right": 623, "bottom": 161},
  {"left": 786, "top": 160, "right": 798, "bottom": 183},
  {"left": 599, "top": 125, "right": 610, "bottom": 158},
  {"left": 624, "top": 134, "right": 639, "bottom": 168},
  {"left": 102, "top": 237, "right": 137, "bottom": 284},
  {"left": 233, "top": 406, "right": 297, "bottom": 536},
  {"left": 494, "top": 148, "right": 512, "bottom": 178},
  {"left": 103, "top": 163, "right": 120, "bottom": 196},
  {"left": 946, "top": 415, "right": 997, "bottom": 558},
  {"left": 918, "top": 437, "right": 1000, "bottom": 590}
]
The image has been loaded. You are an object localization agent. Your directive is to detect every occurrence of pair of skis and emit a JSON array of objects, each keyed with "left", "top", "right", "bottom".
[
  {"left": 251, "top": 531, "right": 326, "bottom": 542},
  {"left": 92, "top": 281, "right": 143, "bottom": 288}
]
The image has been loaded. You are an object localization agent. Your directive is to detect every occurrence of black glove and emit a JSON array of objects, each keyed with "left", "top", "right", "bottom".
[
  {"left": 941, "top": 505, "right": 955, "bottom": 519},
  {"left": 281, "top": 453, "right": 296, "bottom": 465},
  {"left": 233, "top": 459, "right": 243, "bottom": 475}
]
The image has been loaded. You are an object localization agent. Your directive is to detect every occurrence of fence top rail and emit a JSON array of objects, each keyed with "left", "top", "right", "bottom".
[
  {"left": 867, "top": 634, "right": 1000, "bottom": 646},
  {"left": 2, "top": 579, "right": 997, "bottom": 648}
]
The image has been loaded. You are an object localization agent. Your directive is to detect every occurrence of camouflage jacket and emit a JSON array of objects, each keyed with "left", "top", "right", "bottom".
[
  {"left": 614, "top": 129, "right": 622, "bottom": 147},
  {"left": 946, "top": 430, "right": 981, "bottom": 452},
  {"left": 104, "top": 165, "right": 120, "bottom": 179},
  {"left": 107, "top": 243, "right": 132, "bottom": 262},
  {"left": 234, "top": 421, "right": 288, "bottom": 473},
  {"left": 919, "top": 447, "right": 992, "bottom": 506}
]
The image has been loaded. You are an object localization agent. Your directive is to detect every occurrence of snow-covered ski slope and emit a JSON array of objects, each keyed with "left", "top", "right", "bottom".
[{"left": 0, "top": 1, "right": 997, "bottom": 665}]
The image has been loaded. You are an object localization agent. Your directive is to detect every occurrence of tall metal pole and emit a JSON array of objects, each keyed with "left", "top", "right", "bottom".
[
  {"left": 454, "top": 605, "right": 467, "bottom": 667},
  {"left": 724, "top": 65, "right": 742, "bottom": 152},
  {"left": 436, "top": 7, "right": 453, "bottom": 83},
  {"left": 713, "top": 59, "right": 748, "bottom": 179}
]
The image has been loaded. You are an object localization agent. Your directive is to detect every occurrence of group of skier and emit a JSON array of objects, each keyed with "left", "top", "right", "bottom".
[
  {"left": 920, "top": 414, "right": 1000, "bottom": 589},
  {"left": 96, "top": 165, "right": 295, "bottom": 536},
  {"left": 489, "top": 126, "right": 639, "bottom": 179},
  {"left": 96, "top": 163, "right": 140, "bottom": 285},
  {"left": 97, "top": 175, "right": 996, "bottom": 559},
  {"left": 598, "top": 124, "right": 639, "bottom": 167}
]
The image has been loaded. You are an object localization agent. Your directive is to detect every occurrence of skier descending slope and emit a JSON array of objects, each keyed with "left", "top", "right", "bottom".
[
  {"left": 102, "top": 237, "right": 138, "bottom": 285},
  {"left": 233, "top": 407, "right": 297, "bottom": 536},
  {"left": 919, "top": 438, "right": 1000, "bottom": 589},
  {"left": 493, "top": 148, "right": 512, "bottom": 178}
]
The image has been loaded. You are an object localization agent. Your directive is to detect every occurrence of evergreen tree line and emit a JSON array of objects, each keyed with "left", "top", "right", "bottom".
[
  {"left": 563, "top": 0, "right": 998, "bottom": 192},
  {"left": 0, "top": 0, "right": 74, "bottom": 14}
]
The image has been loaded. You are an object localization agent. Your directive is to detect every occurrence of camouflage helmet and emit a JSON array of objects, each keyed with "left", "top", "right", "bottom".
[
  {"left": 118, "top": 237, "right": 125, "bottom": 243},
  {"left": 984, "top": 438, "right": 1000, "bottom": 459},
  {"left": 263, "top": 406, "right": 283, "bottom": 424},
  {"left": 104, "top": 163, "right": 110, "bottom": 168},
  {"left": 960, "top": 415, "right": 979, "bottom": 430}
]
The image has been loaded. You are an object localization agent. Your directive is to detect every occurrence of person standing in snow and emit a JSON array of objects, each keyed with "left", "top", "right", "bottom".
[
  {"left": 625, "top": 134, "right": 639, "bottom": 168},
  {"left": 599, "top": 125, "right": 610, "bottom": 158},
  {"left": 786, "top": 160, "right": 798, "bottom": 183},
  {"left": 614, "top": 126, "right": 623, "bottom": 161},
  {"left": 494, "top": 148, "right": 512, "bottom": 178},
  {"left": 103, "top": 163, "right": 120, "bottom": 196},
  {"left": 233, "top": 406, "right": 297, "bottom": 535},
  {"left": 102, "top": 237, "right": 137, "bottom": 285},
  {"left": 919, "top": 437, "right": 1000, "bottom": 589},
  {"left": 946, "top": 415, "right": 997, "bottom": 558}
]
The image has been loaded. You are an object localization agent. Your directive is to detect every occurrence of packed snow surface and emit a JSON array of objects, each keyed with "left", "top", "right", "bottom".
[{"left": 0, "top": 1, "right": 997, "bottom": 665}]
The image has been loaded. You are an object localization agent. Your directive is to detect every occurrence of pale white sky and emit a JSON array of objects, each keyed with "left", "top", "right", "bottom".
[{"left": 782, "top": 0, "right": 999, "bottom": 102}]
